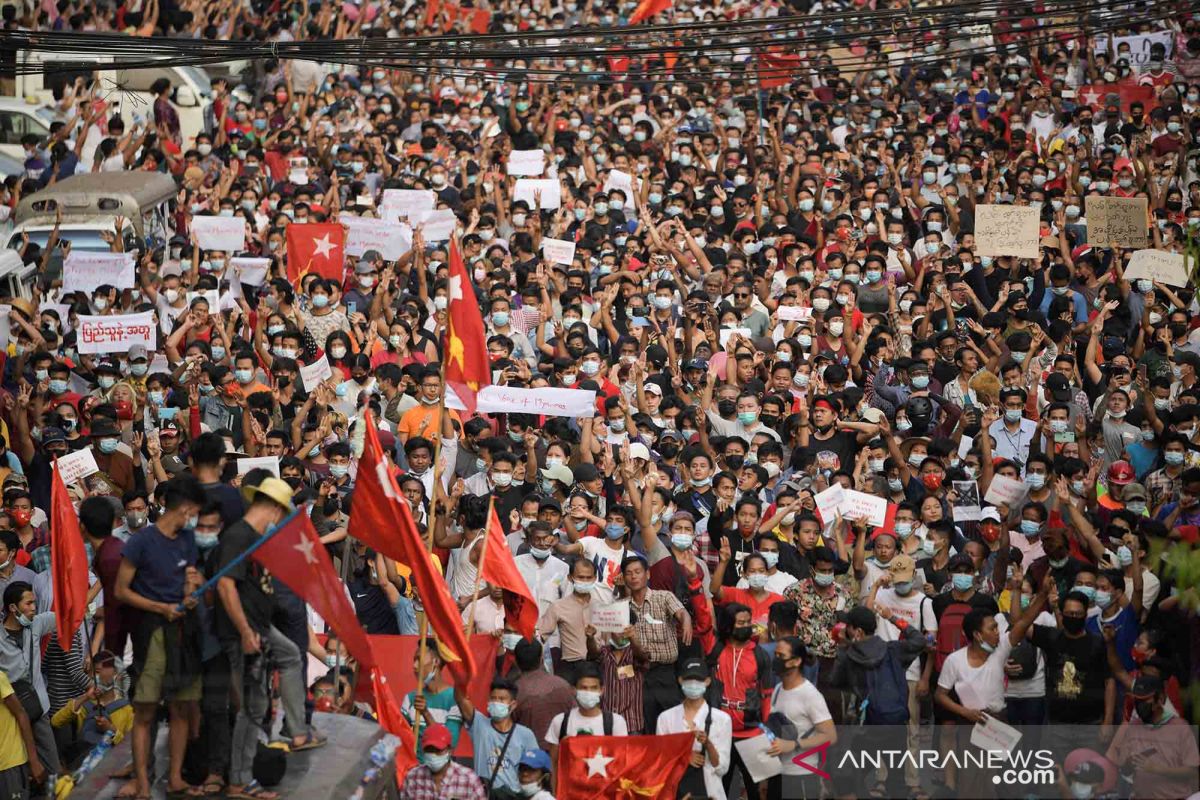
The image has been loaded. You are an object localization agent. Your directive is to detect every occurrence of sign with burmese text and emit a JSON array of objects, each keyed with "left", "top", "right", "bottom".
[{"left": 77, "top": 312, "right": 157, "bottom": 354}]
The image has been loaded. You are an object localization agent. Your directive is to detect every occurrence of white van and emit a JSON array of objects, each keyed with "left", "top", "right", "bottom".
[{"left": 11, "top": 50, "right": 213, "bottom": 146}]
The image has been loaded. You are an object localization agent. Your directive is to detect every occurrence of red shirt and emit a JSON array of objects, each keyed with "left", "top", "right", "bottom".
[
  {"left": 718, "top": 587, "right": 786, "bottom": 641},
  {"left": 714, "top": 640, "right": 773, "bottom": 735}
]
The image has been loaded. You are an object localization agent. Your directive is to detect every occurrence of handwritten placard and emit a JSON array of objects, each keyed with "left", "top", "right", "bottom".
[
  {"left": 230, "top": 257, "right": 270, "bottom": 287},
  {"left": 473, "top": 386, "right": 597, "bottom": 418},
  {"left": 62, "top": 251, "right": 136, "bottom": 293},
  {"left": 983, "top": 474, "right": 1026, "bottom": 507},
  {"left": 513, "top": 179, "right": 562, "bottom": 209},
  {"left": 975, "top": 205, "right": 1040, "bottom": 259},
  {"left": 54, "top": 448, "right": 99, "bottom": 486},
  {"left": 77, "top": 312, "right": 157, "bottom": 354},
  {"left": 409, "top": 208, "right": 457, "bottom": 241},
  {"left": 237, "top": 455, "right": 280, "bottom": 477},
  {"left": 380, "top": 189, "right": 436, "bottom": 222},
  {"left": 1087, "top": 196, "right": 1147, "bottom": 248},
  {"left": 719, "top": 327, "right": 754, "bottom": 349},
  {"left": 1123, "top": 248, "right": 1188, "bottom": 287},
  {"left": 839, "top": 489, "right": 888, "bottom": 528},
  {"left": 814, "top": 484, "right": 845, "bottom": 523},
  {"left": 507, "top": 149, "right": 546, "bottom": 177},
  {"left": 591, "top": 600, "right": 630, "bottom": 633},
  {"left": 191, "top": 215, "right": 246, "bottom": 252},
  {"left": 541, "top": 237, "right": 576, "bottom": 266},
  {"left": 971, "top": 715, "right": 1022, "bottom": 752},
  {"left": 300, "top": 357, "right": 333, "bottom": 392},
  {"left": 777, "top": 305, "right": 814, "bottom": 322},
  {"left": 338, "top": 214, "right": 413, "bottom": 260}
]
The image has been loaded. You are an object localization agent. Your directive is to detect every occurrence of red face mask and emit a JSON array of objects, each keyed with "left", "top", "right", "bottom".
[
  {"left": 922, "top": 473, "right": 944, "bottom": 491},
  {"left": 980, "top": 523, "right": 1002, "bottom": 543},
  {"left": 8, "top": 508, "right": 32, "bottom": 527},
  {"left": 114, "top": 400, "right": 134, "bottom": 421},
  {"left": 1131, "top": 646, "right": 1150, "bottom": 665}
]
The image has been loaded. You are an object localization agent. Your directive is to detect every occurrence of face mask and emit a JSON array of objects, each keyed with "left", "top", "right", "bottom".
[
  {"left": 576, "top": 690, "right": 601, "bottom": 709},
  {"left": 211, "top": 346, "right": 227, "bottom": 361},
  {"left": 951, "top": 573, "right": 974, "bottom": 592},
  {"left": 1005, "top": 409, "right": 1023, "bottom": 423},
  {"left": 1165, "top": 451, "right": 1185, "bottom": 466},
  {"left": 829, "top": 321, "right": 845, "bottom": 336},
  {"left": 922, "top": 538, "right": 937, "bottom": 557},
  {"left": 812, "top": 298, "right": 831, "bottom": 312},
  {"left": 681, "top": 680, "right": 707, "bottom": 700},
  {"left": 487, "top": 700, "right": 512, "bottom": 720},
  {"left": 1074, "top": 585, "right": 1096, "bottom": 603},
  {"left": 747, "top": 573, "right": 769, "bottom": 590},
  {"left": 811, "top": 571, "right": 835, "bottom": 588},
  {"left": 887, "top": 478, "right": 904, "bottom": 492},
  {"left": 1062, "top": 616, "right": 1086, "bottom": 635},
  {"left": 573, "top": 581, "right": 594, "bottom": 594},
  {"left": 493, "top": 472, "right": 514, "bottom": 488},
  {"left": 1027, "top": 473, "right": 1046, "bottom": 490},
  {"left": 1019, "top": 519, "right": 1041, "bottom": 536},
  {"left": 98, "top": 376, "right": 116, "bottom": 390},
  {"left": 670, "top": 533, "right": 694, "bottom": 550},
  {"left": 1126, "top": 501, "right": 1147, "bottom": 514},
  {"left": 98, "top": 438, "right": 119, "bottom": 454},
  {"left": 736, "top": 411, "right": 758, "bottom": 426},
  {"left": 424, "top": 753, "right": 451, "bottom": 772},
  {"left": 604, "top": 524, "right": 624, "bottom": 540},
  {"left": 894, "top": 521, "right": 913, "bottom": 538},
  {"left": 731, "top": 625, "right": 754, "bottom": 641},
  {"left": 329, "top": 464, "right": 349, "bottom": 479},
  {"left": 312, "top": 294, "right": 330, "bottom": 309},
  {"left": 196, "top": 533, "right": 220, "bottom": 550}
]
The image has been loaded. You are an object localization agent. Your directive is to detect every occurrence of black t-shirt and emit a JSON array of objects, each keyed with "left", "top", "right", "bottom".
[
  {"left": 792, "top": 429, "right": 859, "bottom": 473},
  {"left": 212, "top": 520, "right": 276, "bottom": 640},
  {"left": 917, "top": 557, "right": 951, "bottom": 592},
  {"left": 348, "top": 575, "right": 400, "bottom": 635},
  {"left": 1030, "top": 626, "right": 1110, "bottom": 724},
  {"left": 203, "top": 481, "right": 246, "bottom": 528},
  {"left": 492, "top": 481, "right": 535, "bottom": 533}
]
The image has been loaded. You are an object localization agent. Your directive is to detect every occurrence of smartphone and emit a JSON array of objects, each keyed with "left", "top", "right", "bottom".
[
  {"left": 347, "top": 301, "right": 357, "bottom": 315},
  {"left": 631, "top": 316, "right": 649, "bottom": 328},
  {"left": 1054, "top": 431, "right": 1076, "bottom": 444}
]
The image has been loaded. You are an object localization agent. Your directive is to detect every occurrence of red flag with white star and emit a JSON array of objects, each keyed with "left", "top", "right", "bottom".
[
  {"left": 50, "top": 460, "right": 87, "bottom": 650},
  {"left": 250, "top": 510, "right": 376, "bottom": 668},
  {"left": 285, "top": 222, "right": 346, "bottom": 283},
  {"left": 444, "top": 238, "right": 490, "bottom": 414},
  {"left": 557, "top": 733, "right": 694, "bottom": 800},
  {"left": 485, "top": 508, "right": 538, "bottom": 639}
]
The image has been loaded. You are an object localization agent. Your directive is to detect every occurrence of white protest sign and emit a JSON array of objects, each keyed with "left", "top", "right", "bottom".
[
  {"left": 1124, "top": 249, "right": 1189, "bottom": 288},
  {"left": 0, "top": 305, "right": 11, "bottom": 351},
  {"left": 187, "top": 290, "right": 221, "bottom": 315},
  {"left": 475, "top": 386, "right": 597, "bottom": 418},
  {"left": 603, "top": 169, "right": 634, "bottom": 197},
  {"left": 591, "top": 600, "right": 630, "bottom": 633},
  {"left": 338, "top": 214, "right": 413, "bottom": 260},
  {"left": 507, "top": 149, "right": 546, "bottom": 177},
  {"left": 380, "top": 189, "right": 435, "bottom": 221},
  {"left": 734, "top": 737, "right": 782, "bottom": 785},
  {"left": 54, "top": 448, "right": 99, "bottom": 486},
  {"left": 230, "top": 258, "right": 270, "bottom": 287},
  {"left": 719, "top": 327, "right": 753, "bottom": 349},
  {"left": 237, "top": 456, "right": 280, "bottom": 477},
  {"left": 952, "top": 480, "right": 982, "bottom": 522},
  {"left": 513, "top": 179, "right": 562, "bottom": 209},
  {"left": 410, "top": 208, "right": 458, "bottom": 241},
  {"left": 975, "top": 205, "right": 1040, "bottom": 259},
  {"left": 970, "top": 715, "right": 1022, "bottom": 752},
  {"left": 777, "top": 305, "right": 813, "bottom": 322},
  {"left": 541, "top": 237, "right": 576, "bottom": 266},
  {"left": 77, "top": 312, "right": 157, "bottom": 354},
  {"left": 838, "top": 489, "right": 888, "bottom": 528},
  {"left": 62, "top": 251, "right": 136, "bottom": 293},
  {"left": 191, "top": 215, "right": 246, "bottom": 253},
  {"left": 983, "top": 474, "right": 1026, "bottom": 506},
  {"left": 300, "top": 358, "right": 333, "bottom": 392},
  {"left": 288, "top": 157, "right": 310, "bottom": 185},
  {"left": 814, "top": 484, "right": 845, "bottom": 523},
  {"left": 1093, "top": 31, "right": 1174, "bottom": 66}
]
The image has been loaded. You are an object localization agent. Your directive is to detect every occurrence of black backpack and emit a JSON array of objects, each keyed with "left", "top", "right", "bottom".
[
  {"left": 558, "top": 708, "right": 615, "bottom": 740},
  {"left": 706, "top": 643, "right": 771, "bottom": 727}
]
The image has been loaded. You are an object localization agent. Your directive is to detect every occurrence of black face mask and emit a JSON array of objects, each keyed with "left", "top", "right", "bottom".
[
  {"left": 1062, "top": 615, "right": 1086, "bottom": 635},
  {"left": 717, "top": 399, "right": 736, "bottom": 417},
  {"left": 1171, "top": 323, "right": 1188, "bottom": 339},
  {"left": 771, "top": 655, "right": 792, "bottom": 674},
  {"left": 725, "top": 455, "right": 744, "bottom": 471},
  {"left": 1134, "top": 700, "right": 1158, "bottom": 723},
  {"left": 731, "top": 626, "right": 753, "bottom": 642},
  {"left": 659, "top": 443, "right": 679, "bottom": 459},
  {"left": 759, "top": 414, "right": 779, "bottom": 429}
]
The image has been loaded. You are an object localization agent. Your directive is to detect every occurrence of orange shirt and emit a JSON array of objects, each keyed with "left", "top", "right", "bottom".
[{"left": 397, "top": 404, "right": 460, "bottom": 442}]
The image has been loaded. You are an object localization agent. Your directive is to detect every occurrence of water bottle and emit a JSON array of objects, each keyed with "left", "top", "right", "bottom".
[{"left": 757, "top": 723, "right": 775, "bottom": 743}]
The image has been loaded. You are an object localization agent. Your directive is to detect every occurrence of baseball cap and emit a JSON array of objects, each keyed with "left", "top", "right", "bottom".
[
  {"left": 1045, "top": 373, "right": 1072, "bottom": 402},
  {"left": 573, "top": 463, "right": 600, "bottom": 483},
  {"left": 888, "top": 554, "right": 916, "bottom": 583},
  {"left": 644, "top": 382, "right": 663, "bottom": 396},
  {"left": 980, "top": 507, "right": 1002, "bottom": 524},
  {"left": 1121, "top": 482, "right": 1147, "bottom": 502},
  {"left": 684, "top": 358, "right": 708, "bottom": 371},
  {"left": 679, "top": 658, "right": 709, "bottom": 680},
  {"left": 518, "top": 749, "right": 552, "bottom": 771},
  {"left": 948, "top": 553, "right": 975, "bottom": 572},
  {"left": 537, "top": 496, "right": 562, "bottom": 513},
  {"left": 660, "top": 430, "right": 686, "bottom": 443},
  {"left": 41, "top": 426, "right": 67, "bottom": 445},
  {"left": 128, "top": 344, "right": 149, "bottom": 362},
  {"left": 628, "top": 442, "right": 651, "bottom": 461},
  {"left": 422, "top": 723, "right": 453, "bottom": 751},
  {"left": 539, "top": 464, "right": 574, "bottom": 486}
]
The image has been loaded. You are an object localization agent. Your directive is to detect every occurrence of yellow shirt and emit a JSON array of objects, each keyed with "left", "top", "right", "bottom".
[
  {"left": 51, "top": 694, "right": 134, "bottom": 745},
  {"left": 0, "top": 672, "right": 28, "bottom": 772}
]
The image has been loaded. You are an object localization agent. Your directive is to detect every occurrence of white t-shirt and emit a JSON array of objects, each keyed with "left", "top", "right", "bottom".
[
  {"left": 996, "top": 611, "right": 1054, "bottom": 699},
  {"left": 770, "top": 681, "right": 833, "bottom": 776},
  {"left": 581, "top": 537, "right": 629, "bottom": 605},
  {"left": 543, "top": 708, "right": 628, "bottom": 744},
  {"left": 874, "top": 588, "right": 937, "bottom": 682},
  {"left": 936, "top": 634, "right": 1014, "bottom": 715},
  {"left": 858, "top": 558, "right": 890, "bottom": 600}
]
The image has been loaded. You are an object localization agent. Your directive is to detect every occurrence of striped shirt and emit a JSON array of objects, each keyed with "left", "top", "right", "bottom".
[{"left": 600, "top": 645, "right": 645, "bottom": 733}]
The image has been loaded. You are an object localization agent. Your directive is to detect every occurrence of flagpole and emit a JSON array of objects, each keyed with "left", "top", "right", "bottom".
[
  {"left": 177, "top": 507, "right": 302, "bottom": 611},
  {"left": 464, "top": 496, "right": 495, "bottom": 638}
]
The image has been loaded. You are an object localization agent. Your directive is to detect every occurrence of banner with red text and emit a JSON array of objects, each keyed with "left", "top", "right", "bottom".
[{"left": 77, "top": 312, "right": 157, "bottom": 354}]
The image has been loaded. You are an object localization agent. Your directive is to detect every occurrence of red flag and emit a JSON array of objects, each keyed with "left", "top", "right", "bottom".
[
  {"left": 251, "top": 511, "right": 376, "bottom": 668},
  {"left": 285, "top": 222, "right": 346, "bottom": 283},
  {"left": 444, "top": 239, "right": 490, "bottom": 415},
  {"left": 370, "top": 667, "right": 419, "bottom": 783},
  {"left": 628, "top": 0, "right": 671, "bottom": 24},
  {"left": 484, "top": 510, "right": 538, "bottom": 639},
  {"left": 50, "top": 462, "right": 87, "bottom": 650},
  {"left": 757, "top": 49, "right": 801, "bottom": 89},
  {"left": 1077, "top": 83, "right": 1157, "bottom": 113},
  {"left": 557, "top": 733, "right": 695, "bottom": 800},
  {"left": 349, "top": 411, "right": 475, "bottom": 685}
]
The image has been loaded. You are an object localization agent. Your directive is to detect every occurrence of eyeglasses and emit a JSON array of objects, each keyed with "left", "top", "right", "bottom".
[{"left": 734, "top": 293, "right": 751, "bottom": 298}]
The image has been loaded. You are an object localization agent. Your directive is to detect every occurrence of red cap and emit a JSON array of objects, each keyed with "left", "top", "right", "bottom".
[
  {"left": 1107, "top": 460, "right": 1135, "bottom": 486},
  {"left": 422, "top": 723, "right": 453, "bottom": 751}
]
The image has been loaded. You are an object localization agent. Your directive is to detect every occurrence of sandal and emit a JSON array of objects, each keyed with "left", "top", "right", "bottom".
[
  {"left": 289, "top": 733, "right": 327, "bottom": 752},
  {"left": 201, "top": 777, "right": 226, "bottom": 796},
  {"left": 227, "top": 781, "right": 279, "bottom": 800},
  {"left": 166, "top": 786, "right": 204, "bottom": 799}
]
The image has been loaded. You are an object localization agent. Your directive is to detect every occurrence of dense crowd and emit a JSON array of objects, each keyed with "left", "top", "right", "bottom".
[{"left": 0, "top": 1, "right": 1199, "bottom": 799}]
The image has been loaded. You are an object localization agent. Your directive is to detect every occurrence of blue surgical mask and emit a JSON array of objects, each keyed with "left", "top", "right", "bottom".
[
  {"left": 951, "top": 573, "right": 975, "bottom": 592},
  {"left": 1074, "top": 585, "right": 1096, "bottom": 603},
  {"left": 329, "top": 464, "right": 349, "bottom": 478},
  {"left": 487, "top": 701, "right": 512, "bottom": 720},
  {"left": 98, "top": 438, "right": 119, "bottom": 454},
  {"left": 49, "top": 379, "right": 68, "bottom": 395},
  {"left": 1019, "top": 519, "right": 1041, "bottom": 536},
  {"left": 813, "top": 572, "right": 834, "bottom": 587},
  {"left": 680, "top": 680, "right": 707, "bottom": 700},
  {"left": 671, "top": 533, "right": 694, "bottom": 550},
  {"left": 211, "top": 346, "right": 227, "bottom": 361},
  {"left": 424, "top": 753, "right": 450, "bottom": 772},
  {"left": 196, "top": 533, "right": 220, "bottom": 550},
  {"left": 894, "top": 521, "right": 913, "bottom": 538},
  {"left": 911, "top": 375, "right": 930, "bottom": 389},
  {"left": 604, "top": 524, "right": 624, "bottom": 540}
]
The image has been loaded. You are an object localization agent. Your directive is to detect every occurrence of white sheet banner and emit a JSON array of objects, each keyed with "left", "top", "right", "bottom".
[
  {"left": 380, "top": 189, "right": 436, "bottom": 221},
  {"left": 409, "top": 208, "right": 458, "bottom": 241},
  {"left": 77, "top": 312, "right": 157, "bottom": 354},
  {"left": 230, "top": 257, "right": 271, "bottom": 287},
  {"left": 507, "top": 149, "right": 546, "bottom": 176},
  {"left": 62, "top": 251, "right": 136, "bottom": 294},
  {"left": 513, "top": 179, "right": 562, "bottom": 209},
  {"left": 191, "top": 215, "right": 246, "bottom": 252},
  {"left": 338, "top": 214, "right": 413, "bottom": 260},
  {"left": 446, "top": 386, "right": 597, "bottom": 417}
]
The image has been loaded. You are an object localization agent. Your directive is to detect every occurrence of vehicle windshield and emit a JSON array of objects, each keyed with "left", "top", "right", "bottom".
[
  {"left": 178, "top": 66, "right": 212, "bottom": 99},
  {"left": 11, "top": 228, "right": 112, "bottom": 252}
]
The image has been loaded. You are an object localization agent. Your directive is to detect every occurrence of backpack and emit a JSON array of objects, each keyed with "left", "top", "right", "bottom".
[
  {"left": 935, "top": 601, "right": 972, "bottom": 671},
  {"left": 706, "top": 643, "right": 771, "bottom": 727},
  {"left": 558, "top": 708, "right": 614, "bottom": 740},
  {"left": 862, "top": 646, "right": 910, "bottom": 725}
]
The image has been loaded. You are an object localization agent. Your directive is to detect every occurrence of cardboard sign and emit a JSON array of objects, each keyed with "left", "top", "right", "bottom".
[
  {"left": 952, "top": 480, "right": 982, "bottom": 522},
  {"left": 541, "top": 237, "right": 576, "bottom": 265},
  {"left": 1123, "top": 248, "right": 1188, "bottom": 287},
  {"left": 814, "top": 484, "right": 845, "bottom": 523},
  {"left": 1087, "top": 196, "right": 1148, "bottom": 248},
  {"left": 409, "top": 208, "right": 457, "bottom": 241},
  {"left": 513, "top": 179, "right": 562, "bottom": 209},
  {"left": 975, "top": 205, "right": 1040, "bottom": 259},
  {"left": 77, "top": 312, "right": 157, "bottom": 354},
  {"left": 983, "top": 474, "right": 1026, "bottom": 507},
  {"left": 777, "top": 305, "right": 813, "bottom": 322},
  {"left": 62, "top": 251, "right": 136, "bottom": 293},
  {"left": 300, "top": 357, "right": 333, "bottom": 392},
  {"left": 603, "top": 169, "right": 634, "bottom": 197},
  {"left": 839, "top": 489, "right": 889, "bottom": 528},
  {"left": 474, "top": 386, "right": 597, "bottom": 418},
  {"left": 380, "top": 189, "right": 436, "bottom": 222},
  {"left": 507, "top": 149, "right": 546, "bottom": 177},
  {"left": 230, "top": 257, "right": 271, "bottom": 287},
  {"left": 338, "top": 213, "right": 413, "bottom": 260},
  {"left": 237, "top": 456, "right": 280, "bottom": 477},
  {"left": 54, "top": 448, "right": 99, "bottom": 486},
  {"left": 971, "top": 715, "right": 1023, "bottom": 752},
  {"left": 591, "top": 600, "right": 630, "bottom": 633},
  {"left": 191, "top": 215, "right": 246, "bottom": 253}
]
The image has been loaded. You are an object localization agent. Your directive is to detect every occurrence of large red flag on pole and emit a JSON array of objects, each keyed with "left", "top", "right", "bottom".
[
  {"left": 484, "top": 509, "right": 538, "bottom": 639},
  {"left": 50, "top": 461, "right": 87, "bottom": 651},
  {"left": 371, "top": 667, "right": 419, "bottom": 784},
  {"left": 628, "top": 0, "right": 671, "bottom": 24},
  {"left": 348, "top": 411, "right": 475, "bottom": 684},
  {"left": 556, "top": 732, "right": 695, "bottom": 799},
  {"left": 444, "top": 238, "right": 490, "bottom": 415},
  {"left": 250, "top": 511, "right": 376, "bottom": 668}
]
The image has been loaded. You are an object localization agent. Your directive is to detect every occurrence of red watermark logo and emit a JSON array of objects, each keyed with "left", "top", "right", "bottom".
[{"left": 791, "top": 740, "right": 832, "bottom": 779}]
